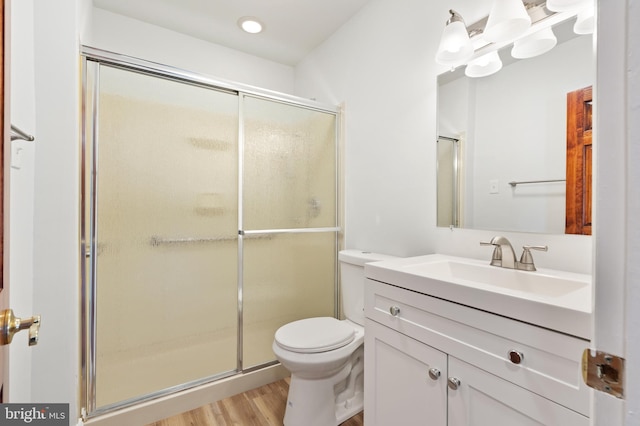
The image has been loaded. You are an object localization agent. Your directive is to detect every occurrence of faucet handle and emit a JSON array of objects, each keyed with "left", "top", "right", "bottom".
[
  {"left": 518, "top": 245, "right": 548, "bottom": 271},
  {"left": 480, "top": 241, "right": 502, "bottom": 267},
  {"left": 523, "top": 245, "right": 548, "bottom": 252}
]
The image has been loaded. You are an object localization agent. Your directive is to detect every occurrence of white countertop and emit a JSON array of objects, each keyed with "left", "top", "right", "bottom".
[{"left": 365, "top": 254, "right": 592, "bottom": 340}]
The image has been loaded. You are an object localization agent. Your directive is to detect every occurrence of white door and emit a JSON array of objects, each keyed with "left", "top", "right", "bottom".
[{"left": 592, "top": 1, "right": 635, "bottom": 424}]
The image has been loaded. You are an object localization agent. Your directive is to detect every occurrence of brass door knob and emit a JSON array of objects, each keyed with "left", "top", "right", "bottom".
[{"left": 0, "top": 309, "right": 41, "bottom": 346}]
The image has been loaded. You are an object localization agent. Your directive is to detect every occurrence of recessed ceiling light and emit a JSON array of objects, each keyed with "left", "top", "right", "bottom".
[{"left": 238, "top": 17, "right": 263, "bottom": 34}]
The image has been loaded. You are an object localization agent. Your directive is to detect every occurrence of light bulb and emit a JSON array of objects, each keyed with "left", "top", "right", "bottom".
[{"left": 238, "top": 17, "right": 263, "bottom": 34}]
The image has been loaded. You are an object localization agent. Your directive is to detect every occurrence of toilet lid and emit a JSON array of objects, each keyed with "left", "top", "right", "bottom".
[{"left": 274, "top": 317, "right": 355, "bottom": 354}]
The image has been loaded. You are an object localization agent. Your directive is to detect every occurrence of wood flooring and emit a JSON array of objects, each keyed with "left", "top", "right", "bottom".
[{"left": 147, "top": 378, "right": 364, "bottom": 426}]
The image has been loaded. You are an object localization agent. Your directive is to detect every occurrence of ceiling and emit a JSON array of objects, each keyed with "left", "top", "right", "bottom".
[{"left": 92, "top": 0, "right": 373, "bottom": 66}]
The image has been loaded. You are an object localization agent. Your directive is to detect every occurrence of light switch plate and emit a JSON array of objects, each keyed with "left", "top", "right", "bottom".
[
  {"left": 489, "top": 179, "right": 499, "bottom": 194},
  {"left": 11, "top": 143, "right": 23, "bottom": 169}
]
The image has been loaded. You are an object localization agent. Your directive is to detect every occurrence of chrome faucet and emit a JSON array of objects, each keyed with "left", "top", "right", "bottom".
[{"left": 480, "top": 236, "right": 548, "bottom": 271}]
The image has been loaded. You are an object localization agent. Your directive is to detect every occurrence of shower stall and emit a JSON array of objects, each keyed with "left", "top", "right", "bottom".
[{"left": 81, "top": 48, "right": 341, "bottom": 417}]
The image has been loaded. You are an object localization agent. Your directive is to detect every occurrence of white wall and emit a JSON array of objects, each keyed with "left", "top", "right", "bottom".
[
  {"left": 89, "top": 8, "right": 295, "bottom": 95},
  {"left": 295, "top": 0, "right": 592, "bottom": 274},
  {"left": 29, "top": 0, "right": 82, "bottom": 421},
  {"left": 295, "top": 0, "right": 438, "bottom": 259},
  {"left": 438, "top": 77, "right": 469, "bottom": 139},
  {"left": 8, "top": 0, "right": 36, "bottom": 403}
]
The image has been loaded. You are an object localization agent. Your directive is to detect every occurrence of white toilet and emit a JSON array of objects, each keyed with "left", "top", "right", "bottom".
[{"left": 272, "top": 249, "right": 397, "bottom": 426}]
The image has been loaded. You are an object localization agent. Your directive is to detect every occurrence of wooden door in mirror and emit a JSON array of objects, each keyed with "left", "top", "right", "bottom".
[{"left": 565, "top": 86, "right": 592, "bottom": 235}]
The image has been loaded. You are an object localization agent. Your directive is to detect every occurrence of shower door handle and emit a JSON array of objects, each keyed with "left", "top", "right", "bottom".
[{"left": 0, "top": 309, "right": 41, "bottom": 346}]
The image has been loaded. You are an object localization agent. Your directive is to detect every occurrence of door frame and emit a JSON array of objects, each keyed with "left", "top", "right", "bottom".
[
  {"left": 0, "top": 0, "right": 7, "bottom": 401},
  {"left": 593, "top": 1, "right": 638, "bottom": 424}
]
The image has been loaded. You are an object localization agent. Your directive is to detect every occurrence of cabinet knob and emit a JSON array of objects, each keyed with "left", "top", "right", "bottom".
[
  {"left": 508, "top": 350, "right": 524, "bottom": 364},
  {"left": 428, "top": 368, "right": 441, "bottom": 380},
  {"left": 389, "top": 306, "right": 400, "bottom": 316},
  {"left": 447, "top": 377, "right": 461, "bottom": 390}
]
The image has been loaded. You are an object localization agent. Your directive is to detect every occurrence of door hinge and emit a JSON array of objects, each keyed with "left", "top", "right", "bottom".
[{"left": 582, "top": 349, "right": 625, "bottom": 399}]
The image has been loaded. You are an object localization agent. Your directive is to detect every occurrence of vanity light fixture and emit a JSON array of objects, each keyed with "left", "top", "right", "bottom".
[
  {"left": 545, "top": 0, "right": 591, "bottom": 12},
  {"left": 436, "top": 0, "right": 585, "bottom": 72},
  {"left": 465, "top": 51, "right": 503, "bottom": 78},
  {"left": 573, "top": 5, "right": 595, "bottom": 34},
  {"left": 435, "top": 10, "right": 474, "bottom": 66},
  {"left": 238, "top": 16, "right": 264, "bottom": 34},
  {"left": 483, "top": 0, "right": 532, "bottom": 43},
  {"left": 511, "top": 27, "right": 557, "bottom": 59}
]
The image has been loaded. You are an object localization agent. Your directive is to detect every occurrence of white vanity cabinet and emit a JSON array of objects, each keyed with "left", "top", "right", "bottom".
[
  {"left": 447, "top": 356, "right": 587, "bottom": 426},
  {"left": 364, "top": 279, "right": 590, "bottom": 426},
  {"left": 365, "top": 319, "right": 447, "bottom": 425}
]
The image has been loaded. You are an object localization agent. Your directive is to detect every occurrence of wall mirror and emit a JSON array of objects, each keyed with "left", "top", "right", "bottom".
[{"left": 437, "top": 16, "right": 594, "bottom": 235}]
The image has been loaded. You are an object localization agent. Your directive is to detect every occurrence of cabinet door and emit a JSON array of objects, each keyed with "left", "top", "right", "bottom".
[
  {"left": 447, "top": 357, "right": 589, "bottom": 426},
  {"left": 365, "top": 319, "right": 447, "bottom": 426}
]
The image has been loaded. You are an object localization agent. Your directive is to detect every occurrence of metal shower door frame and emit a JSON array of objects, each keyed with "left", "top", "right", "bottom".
[{"left": 80, "top": 47, "right": 341, "bottom": 419}]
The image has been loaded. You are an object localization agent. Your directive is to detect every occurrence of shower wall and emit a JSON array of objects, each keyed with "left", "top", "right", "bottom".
[{"left": 85, "top": 61, "right": 339, "bottom": 412}]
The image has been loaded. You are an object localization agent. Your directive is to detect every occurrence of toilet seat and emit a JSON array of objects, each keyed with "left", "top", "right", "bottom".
[{"left": 274, "top": 317, "right": 355, "bottom": 354}]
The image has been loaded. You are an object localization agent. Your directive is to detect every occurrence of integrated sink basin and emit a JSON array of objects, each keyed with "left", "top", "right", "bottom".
[
  {"left": 402, "top": 260, "right": 588, "bottom": 298},
  {"left": 365, "top": 254, "right": 592, "bottom": 339}
]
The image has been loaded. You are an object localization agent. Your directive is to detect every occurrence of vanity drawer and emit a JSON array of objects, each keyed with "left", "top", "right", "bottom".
[{"left": 365, "top": 279, "right": 591, "bottom": 416}]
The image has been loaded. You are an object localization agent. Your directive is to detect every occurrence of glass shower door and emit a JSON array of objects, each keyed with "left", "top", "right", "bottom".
[
  {"left": 241, "top": 95, "right": 339, "bottom": 368},
  {"left": 91, "top": 65, "right": 239, "bottom": 408}
]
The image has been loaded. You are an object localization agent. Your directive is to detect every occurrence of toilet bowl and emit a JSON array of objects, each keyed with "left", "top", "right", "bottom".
[
  {"left": 273, "top": 250, "right": 397, "bottom": 426},
  {"left": 273, "top": 317, "right": 364, "bottom": 425}
]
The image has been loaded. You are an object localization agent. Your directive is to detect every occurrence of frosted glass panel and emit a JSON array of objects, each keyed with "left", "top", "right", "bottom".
[
  {"left": 94, "top": 66, "right": 239, "bottom": 407},
  {"left": 86, "top": 62, "right": 340, "bottom": 413},
  {"left": 242, "top": 232, "right": 336, "bottom": 368},
  {"left": 243, "top": 96, "right": 337, "bottom": 230}
]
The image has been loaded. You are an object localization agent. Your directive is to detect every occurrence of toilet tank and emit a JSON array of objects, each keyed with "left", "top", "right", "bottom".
[{"left": 339, "top": 250, "right": 398, "bottom": 326}]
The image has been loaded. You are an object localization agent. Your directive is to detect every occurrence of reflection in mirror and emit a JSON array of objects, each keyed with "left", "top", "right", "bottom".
[
  {"left": 437, "top": 136, "right": 461, "bottom": 228},
  {"left": 565, "top": 86, "right": 593, "bottom": 235},
  {"left": 437, "top": 17, "right": 594, "bottom": 235}
]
